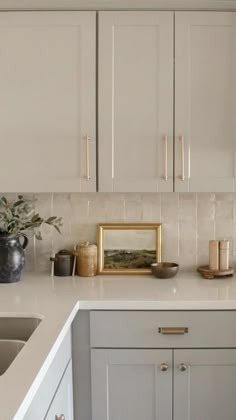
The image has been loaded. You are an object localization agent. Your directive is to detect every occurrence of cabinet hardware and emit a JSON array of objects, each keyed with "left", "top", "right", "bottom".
[
  {"left": 160, "top": 362, "right": 168, "bottom": 372},
  {"left": 178, "top": 363, "right": 188, "bottom": 372},
  {"left": 158, "top": 327, "right": 188, "bottom": 335},
  {"left": 85, "top": 135, "right": 91, "bottom": 181},
  {"left": 180, "top": 135, "right": 185, "bottom": 181},
  {"left": 55, "top": 415, "right": 65, "bottom": 420},
  {"left": 163, "top": 134, "right": 168, "bottom": 181}
]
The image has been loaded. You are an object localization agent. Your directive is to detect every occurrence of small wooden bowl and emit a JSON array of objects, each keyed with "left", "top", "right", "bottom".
[{"left": 151, "top": 262, "right": 179, "bottom": 279}]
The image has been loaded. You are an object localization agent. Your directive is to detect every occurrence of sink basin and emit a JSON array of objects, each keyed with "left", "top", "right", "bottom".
[
  {"left": 0, "top": 317, "right": 41, "bottom": 341},
  {"left": 0, "top": 339, "right": 25, "bottom": 375}
]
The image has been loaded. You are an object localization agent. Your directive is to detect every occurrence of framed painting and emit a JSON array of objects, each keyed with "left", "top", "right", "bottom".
[{"left": 97, "top": 223, "right": 162, "bottom": 274}]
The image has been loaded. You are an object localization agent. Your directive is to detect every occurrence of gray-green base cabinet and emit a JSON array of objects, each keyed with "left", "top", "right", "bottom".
[
  {"left": 45, "top": 360, "right": 73, "bottom": 420},
  {"left": 90, "top": 311, "right": 236, "bottom": 420},
  {"left": 91, "top": 349, "right": 172, "bottom": 420},
  {"left": 24, "top": 329, "right": 73, "bottom": 420}
]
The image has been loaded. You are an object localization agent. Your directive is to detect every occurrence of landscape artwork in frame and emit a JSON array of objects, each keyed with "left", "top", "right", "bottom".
[{"left": 97, "top": 223, "right": 162, "bottom": 274}]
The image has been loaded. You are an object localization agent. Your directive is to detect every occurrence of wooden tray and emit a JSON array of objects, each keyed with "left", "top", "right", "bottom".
[{"left": 197, "top": 265, "right": 234, "bottom": 279}]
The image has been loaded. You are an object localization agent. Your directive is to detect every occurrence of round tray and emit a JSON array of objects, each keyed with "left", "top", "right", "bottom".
[{"left": 197, "top": 265, "right": 234, "bottom": 279}]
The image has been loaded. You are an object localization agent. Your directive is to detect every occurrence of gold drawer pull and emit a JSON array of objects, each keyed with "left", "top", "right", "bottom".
[
  {"left": 180, "top": 135, "right": 185, "bottom": 181},
  {"left": 163, "top": 134, "right": 168, "bottom": 181},
  {"left": 158, "top": 327, "right": 188, "bottom": 335},
  {"left": 85, "top": 134, "right": 91, "bottom": 181}
]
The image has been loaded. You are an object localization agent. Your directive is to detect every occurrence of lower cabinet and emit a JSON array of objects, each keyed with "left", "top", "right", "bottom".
[
  {"left": 91, "top": 349, "right": 172, "bottom": 420},
  {"left": 24, "top": 329, "right": 73, "bottom": 420},
  {"left": 174, "top": 349, "right": 236, "bottom": 420},
  {"left": 90, "top": 311, "right": 236, "bottom": 420},
  {"left": 91, "top": 348, "right": 236, "bottom": 420},
  {"left": 45, "top": 360, "right": 73, "bottom": 420}
]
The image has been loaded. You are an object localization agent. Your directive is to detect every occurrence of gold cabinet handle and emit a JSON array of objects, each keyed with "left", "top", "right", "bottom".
[
  {"left": 163, "top": 134, "right": 168, "bottom": 181},
  {"left": 85, "top": 135, "right": 91, "bottom": 181},
  {"left": 179, "top": 363, "right": 188, "bottom": 372},
  {"left": 160, "top": 362, "right": 168, "bottom": 372},
  {"left": 180, "top": 135, "right": 185, "bottom": 181},
  {"left": 158, "top": 327, "right": 188, "bottom": 335},
  {"left": 55, "top": 415, "right": 65, "bottom": 420}
]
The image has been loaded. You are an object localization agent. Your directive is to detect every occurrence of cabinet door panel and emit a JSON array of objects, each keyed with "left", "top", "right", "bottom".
[
  {"left": 45, "top": 360, "right": 73, "bottom": 420},
  {"left": 98, "top": 12, "right": 173, "bottom": 192},
  {"left": 175, "top": 12, "right": 236, "bottom": 192},
  {"left": 0, "top": 12, "right": 96, "bottom": 192},
  {"left": 91, "top": 349, "right": 172, "bottom": 420},
  {"left": 174, "top": 349, "right": 236, "bottom": 420}
]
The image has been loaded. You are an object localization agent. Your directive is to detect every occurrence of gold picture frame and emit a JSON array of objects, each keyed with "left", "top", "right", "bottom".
[{"left": 97, "top": 223, "right": 162, "bottom": 275}]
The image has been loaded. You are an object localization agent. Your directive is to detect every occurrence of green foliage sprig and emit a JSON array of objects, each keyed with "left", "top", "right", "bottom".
[{"left": 0, "top": 195, "right": 62, "bottom": 240}]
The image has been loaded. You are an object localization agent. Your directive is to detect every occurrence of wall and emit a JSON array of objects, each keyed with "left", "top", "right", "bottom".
[{"left": 3, "top": 192, "right": 236, "bottom": 273}]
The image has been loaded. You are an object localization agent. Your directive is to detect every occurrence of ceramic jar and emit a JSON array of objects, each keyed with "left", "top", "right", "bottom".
[
  {"left": 0, "top": 233, "right": 28, "bottom": 283},
  {"left": 50, "top": 249, "right": 74, "bottom": 276},
  {"left": 76, "top": 242, "right": 97, "bottom": 277}
]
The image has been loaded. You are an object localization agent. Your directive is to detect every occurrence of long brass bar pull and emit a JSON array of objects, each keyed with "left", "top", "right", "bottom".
[
  {"left": 180, "top": 135, "right": 185, "bottom": 181},
  {"left": 163, "top": 135, "right": 168, "bottom": 181},
  {"left": 158, "top": 327, "right": 188, "bottom": 335},
  {"left": 85, "top": 135, "right": 91, "bottom": 180}
]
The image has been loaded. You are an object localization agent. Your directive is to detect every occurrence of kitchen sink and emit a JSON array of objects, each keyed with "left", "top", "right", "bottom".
[
  {"left": 0, "top": 339, "right": 25, "bottom": 375},
  {"left": 0, "top": 316, "right": 41, "bottom": 341}
]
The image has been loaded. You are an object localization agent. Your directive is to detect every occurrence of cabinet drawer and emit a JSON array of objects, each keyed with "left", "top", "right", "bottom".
[{"left": 90, "top": 311, "right": 236, "bottom": 348}]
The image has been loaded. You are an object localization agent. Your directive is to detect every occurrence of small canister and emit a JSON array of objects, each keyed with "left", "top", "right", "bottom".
[
  {"left": 209, "top": 240, "right": 219, "bottom": 270},
  {"left": 50, "top": 249, "right": 74, "bottom": 276},
  {"left": 219, "top": 240, "right": 230, "bottom": 271},
  {"left": 76, "top": 242, "right": 97, "bottom": 277}
]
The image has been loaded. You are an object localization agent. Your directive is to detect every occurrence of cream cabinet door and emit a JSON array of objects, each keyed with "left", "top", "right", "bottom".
[
  {"left": 175, "top": 12, "right": 236, "bottom": 192},
  {"left": 174, "top": 349, "right": 236, "bottom": 420},
  {"left": 91, "top": 349, "right": 172, "bottom": 420},
  {"left": 98, "top": 12, "right": 173, "bottom": 192},
  {"left": 0, "top": 12, "right": 96, "bottom": 192}
]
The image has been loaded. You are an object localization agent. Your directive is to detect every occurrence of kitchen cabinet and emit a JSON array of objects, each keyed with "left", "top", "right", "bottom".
[
  {"left": 45, "top": 360, "right": 73, "bottom": 420},
  {"left": 175, "top": 12, "right": 236, "bottom": 192},
  {"left": 98, "top": 12, "right": 174, "bottom": 192},
  {"left": 98, "top": 11, "right": 236, "bottom": 193},
  {"left": 2, "top": 10, "right": 235, "bottom": 193},
  {"left": 91, "top": 349, "right": 172, "bottom": 420},
  {"left": 0, "top": 12, "right": 96, "bottom": 192},
  {"left": 174, "top": 349, "right": 236, "bottom": 420},
  {"left": 90, "top": 310, "right": 236, "bottom": 420},
  {"left": 24, "top": 329, "right": 73, "bottom": 420}
]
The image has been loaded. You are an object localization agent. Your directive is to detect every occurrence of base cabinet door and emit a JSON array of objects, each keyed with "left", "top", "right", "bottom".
[
  {"left": 45, "top": 360, "right": 74, "bottom": 420},
  {"left": 174, "top": 349, "right": 236, "bottom": 420},
  {"left": 91, "top": 349, "right": 172, "bottom": 420}
]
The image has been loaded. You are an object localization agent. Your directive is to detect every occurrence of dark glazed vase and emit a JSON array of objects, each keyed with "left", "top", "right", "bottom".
[{"left": 0, "top": 234, "right": 28, "bottom": 283}]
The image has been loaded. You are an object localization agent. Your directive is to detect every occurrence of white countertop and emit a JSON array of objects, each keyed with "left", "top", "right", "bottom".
[{"left": 1, "top": 270, "right": 236, "bottom": 420}]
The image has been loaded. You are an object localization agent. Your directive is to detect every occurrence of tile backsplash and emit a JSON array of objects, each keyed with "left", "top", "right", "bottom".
[{"left": 3, "top": 193, "right": 236, "bottom": 273}]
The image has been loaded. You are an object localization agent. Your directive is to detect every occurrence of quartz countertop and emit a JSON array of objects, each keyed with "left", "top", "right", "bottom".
[{"left": 1, "top": 270, "right": 236, "bottom": 420}]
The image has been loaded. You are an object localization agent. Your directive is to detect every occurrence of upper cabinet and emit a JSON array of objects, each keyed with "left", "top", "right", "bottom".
[
  {"left": 0, "top": 12, "right": 96, "bottom": 192},
  {"left": 1, "top": 10, "right": 235, "bottom": 193},
  {"left": 98, "top": 11, "right": 236, "bottom": 193},
  {"left": 98, "top": 12, "right": 174, "bottom": 192},
  {"left": 175, "top": 12, "right": 236, "bottom": 192}
]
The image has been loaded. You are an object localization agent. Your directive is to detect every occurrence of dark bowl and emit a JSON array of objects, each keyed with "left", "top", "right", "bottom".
[{"left": 151, "top": 262, "right": 179, "bottom": 279}]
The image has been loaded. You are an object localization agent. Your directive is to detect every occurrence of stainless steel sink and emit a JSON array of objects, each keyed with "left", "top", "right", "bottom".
[
  {"left": 0, "top": 317, "right": 41, "bottom": 341},
  {"left": 0, "top": 339, "right": 25, "bottom": 375}
]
